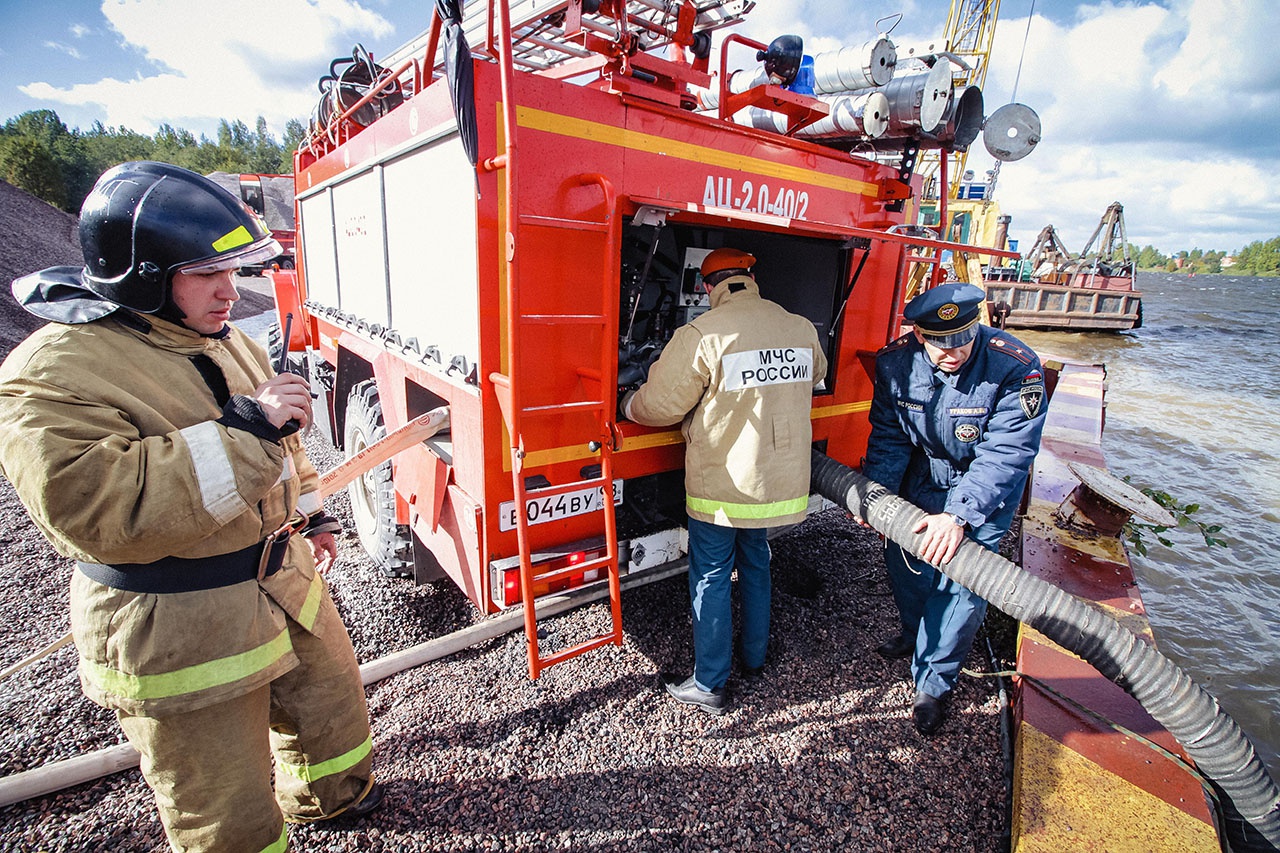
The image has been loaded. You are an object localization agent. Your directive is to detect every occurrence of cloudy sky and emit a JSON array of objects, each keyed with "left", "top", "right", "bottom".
[{"left": 1, "top": 0, "right": 1277, "bottom": 255}]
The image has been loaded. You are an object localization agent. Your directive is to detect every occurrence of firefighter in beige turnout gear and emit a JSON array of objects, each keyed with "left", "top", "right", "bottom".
[
  {"left": 622, "top": 248, "right": 827, "bottom": 715},
  {"left": 0, "top": 162, "right": 380, "bottom": 852}
]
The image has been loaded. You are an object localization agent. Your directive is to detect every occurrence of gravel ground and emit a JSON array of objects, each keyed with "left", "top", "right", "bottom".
[
  {"left": 0, "top": 198, "right": 1015, "bottom": 850},
  {"left": 0, "top": 459, "right": 1015, "bottom": 852}
]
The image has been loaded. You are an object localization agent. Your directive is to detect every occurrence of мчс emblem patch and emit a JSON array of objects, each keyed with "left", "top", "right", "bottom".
[
  {"left": 954, "top": 422, "right": 980, "bottom": 442},
  {"left": 1020, "top": 385, "right": 1044, "bottom": 419},
  {"left": 937, "top": 303, "right": 959, "bottom": 321}
]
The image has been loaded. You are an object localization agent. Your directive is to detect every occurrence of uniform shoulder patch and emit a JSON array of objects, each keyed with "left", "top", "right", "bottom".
[
  {"left": 987, "top": 336, "right": 1035, "bottom": 365},
  {"left": 877, "top": 334, "right": 914, "bottom": 356},
  {"left": 1019, "top": 384, "right": 1045, "bottom": 419}
]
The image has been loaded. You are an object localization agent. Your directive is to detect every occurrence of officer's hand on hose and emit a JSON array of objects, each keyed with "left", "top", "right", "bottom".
[
  {"left": 845, "top": 510, "right": 873, "bottom": 530},
  {"left": 307, "top": 531, "right": 338, "bottom": 574},
  {"left": 914, "top": 513, "right": 965, "bottom": 566},
  {"left": 254, "top": 374, "right": 312, "bottom": 430}
]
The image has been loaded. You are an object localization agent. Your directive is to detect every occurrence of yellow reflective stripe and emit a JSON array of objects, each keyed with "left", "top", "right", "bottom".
[
  {"left": 81, "top": 628, "right": 292, "bottom": 701},
  {"left": 686, "top": 494, "right": 809, "bottom": 520},
  {"left": 257, "top": 824, "right": 288, "bottom": 853},
  {"left": 277, "top": 735, "right": 372, "bottom": 784},
  {"left": 212, "top": 224, "right": 254, "bottom": 252},
  {"left": 297, "top": 572, "right": 324, "bottom": 631}
]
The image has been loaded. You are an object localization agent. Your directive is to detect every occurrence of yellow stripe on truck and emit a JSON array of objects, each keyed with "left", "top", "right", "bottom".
[{"left": 516, "top": 106, "right": 880, "bottom": 198}]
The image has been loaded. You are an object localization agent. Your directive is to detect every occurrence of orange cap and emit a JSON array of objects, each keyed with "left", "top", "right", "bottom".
[{"left": 700, "top": 248, "right": 756, "bottom": 277}]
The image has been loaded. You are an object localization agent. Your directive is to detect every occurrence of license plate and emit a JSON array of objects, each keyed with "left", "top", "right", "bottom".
[{"left": 499, "top": 480, "right": 623, "bottom": 532}]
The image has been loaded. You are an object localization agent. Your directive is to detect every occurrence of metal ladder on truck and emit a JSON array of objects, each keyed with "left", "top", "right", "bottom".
[{"left": 483, "top": 0, "right": 624, "bottom": 679}]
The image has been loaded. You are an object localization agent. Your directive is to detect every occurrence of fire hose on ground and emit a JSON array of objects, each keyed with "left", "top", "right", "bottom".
[{"left": 809, "top": 448, "right": 1280, "bottom": 853}]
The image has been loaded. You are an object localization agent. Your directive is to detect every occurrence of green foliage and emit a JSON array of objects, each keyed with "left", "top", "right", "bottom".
[
  {"left": 1232, "top": 236, "right": 1280, "bottom": 276},
  {"left": 1133, "top": 243, "right": 1169, "bottom": 270},
  {"left": 1162, "top": 247, "right": 1228, "bottom": 276},
  {"left": 0, "top": 135, "right": 67, "bottom": 208},
  {"left": 1121, "top": 478, "right": 1228, "bottom": 558},
  {"left": 0, "top": 109, "right": 298, "bottom": 213}
]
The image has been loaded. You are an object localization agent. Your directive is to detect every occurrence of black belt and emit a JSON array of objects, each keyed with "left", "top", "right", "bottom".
[{"left": 77, "top": 530, "right": 293, "bottom": 594}]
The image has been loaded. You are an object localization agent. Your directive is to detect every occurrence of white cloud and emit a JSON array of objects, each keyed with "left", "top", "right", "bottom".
[
  {"left": 9, "top": 0, "right": 1278, "bottom": 252},
  {"left": 19, "top": 0, "right": 396, "bottom": 137},
  {"left": 43, "top": 41, "right": 84, "bottom": 61},
  {"left": 970, "top": 0, "right": 1280, "bottom": 252}
]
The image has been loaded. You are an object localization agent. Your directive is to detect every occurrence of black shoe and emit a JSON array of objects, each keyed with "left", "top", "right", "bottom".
[
  {"left": 876, "top": 633, "right": 914, "bottom": 660},
  {"left": 662, "top": 673, "right": 729, "bottom": 715},
  {"left": 336, "top": 782, "right": 385, "bottom": 820},
  {"left": 912, "top": 690, "right": 947, "bottom": 736},
  {"left": 284, "top": 782, "right": 385, "bottom": 826}
]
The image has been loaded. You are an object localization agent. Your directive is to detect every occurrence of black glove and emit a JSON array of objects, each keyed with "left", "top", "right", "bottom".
[
  {"left": 218, "top": 395, "right": 298, "bottom": 442},
  {"left": 617, "top": 387, "right": 638, "bottom": 422}
]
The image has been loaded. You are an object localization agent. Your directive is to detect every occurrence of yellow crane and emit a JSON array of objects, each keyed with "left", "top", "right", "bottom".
[{"left": 917, "top": 0, "right": 1002, "bottom": 201}]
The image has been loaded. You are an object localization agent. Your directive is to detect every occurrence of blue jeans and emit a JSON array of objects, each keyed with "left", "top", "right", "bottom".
[{"left": 687, "top": 517, "right": 771, "bottom": 692}]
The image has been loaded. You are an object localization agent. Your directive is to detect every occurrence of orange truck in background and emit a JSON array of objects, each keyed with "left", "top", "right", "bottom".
[{"left": 207, "top": 172, "right": 297, "bottom": 274}]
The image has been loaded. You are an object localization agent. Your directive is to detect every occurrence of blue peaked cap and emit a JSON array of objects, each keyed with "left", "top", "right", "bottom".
[{"left": 904, "top": 282, "right": 986, "bottom": 347}]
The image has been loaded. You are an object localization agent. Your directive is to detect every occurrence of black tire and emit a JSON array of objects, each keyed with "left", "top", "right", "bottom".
[
  {"left": 266, "top": 322, "right": 284, "bottom": 366},
  {"left": 344, "top": 381, "right": 413, "bottom": 577},
  {"left": 265, "top": 322, "right": 307, "bottom": 377}
]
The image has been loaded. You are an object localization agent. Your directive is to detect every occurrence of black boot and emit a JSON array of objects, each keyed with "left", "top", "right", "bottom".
[
  {"left": 335, "top": 782, "right": 385, "bottom": 820},
  {"left": 876, "top": 632, "right": 914, "bottom": 659},
  {"left": 912, "top": 690, "right": 947, "bottom": 736}
]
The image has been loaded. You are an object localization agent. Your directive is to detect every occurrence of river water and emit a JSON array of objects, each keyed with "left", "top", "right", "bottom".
[{"left": 1013, "top": 272, "right": 1280, "bottom": 779}]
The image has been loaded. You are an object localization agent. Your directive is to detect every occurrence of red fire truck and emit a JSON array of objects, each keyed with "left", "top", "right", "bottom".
[
  {"left": 268, "top": 0, "right": 1021, "bottom": 677},
  {"left": 207, "top": 172, "right": 298, "bottom": 274}
]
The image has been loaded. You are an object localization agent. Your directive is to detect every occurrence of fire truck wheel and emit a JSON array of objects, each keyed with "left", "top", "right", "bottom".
[
  {"left": 266, "top": 322, "right": 308, "bottom": 377},
  {"left": 344, "top": 381, "right": 414, "bottom": 577}
]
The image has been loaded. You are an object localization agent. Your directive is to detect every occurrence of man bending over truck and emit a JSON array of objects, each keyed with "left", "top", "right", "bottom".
[{"left": 621, "top": 247, "right": 827, "bottom": 715}]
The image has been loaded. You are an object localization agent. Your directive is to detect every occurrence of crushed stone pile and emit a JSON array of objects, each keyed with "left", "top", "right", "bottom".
[{"left": 0, "top": 181, "right": 80, "bottom": 354}]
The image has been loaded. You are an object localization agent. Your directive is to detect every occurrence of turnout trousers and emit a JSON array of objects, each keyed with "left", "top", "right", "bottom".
[
  {"left": 116, "top": 591, "right": 374, "bottom": 852},
  {"left": 687, "top": 517, "right": 771, "bottom": 692}
]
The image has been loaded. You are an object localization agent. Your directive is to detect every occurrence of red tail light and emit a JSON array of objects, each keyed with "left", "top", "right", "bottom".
[{"left": 493, "top": 548, "right": 602, "bottom": 608}]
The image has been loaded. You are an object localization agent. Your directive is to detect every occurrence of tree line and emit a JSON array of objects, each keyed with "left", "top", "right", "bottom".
[
  {"left": 4, "top": 108, "right": 1280, "bottom": 278},
  {"left": 1129, "top": 242, "right": 1279, "bottom": 276},
  {"left": 0, "top": 109, "right": 305, "bottom": 214}
]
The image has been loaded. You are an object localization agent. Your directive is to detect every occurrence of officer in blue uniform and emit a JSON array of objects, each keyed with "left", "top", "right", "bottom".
[{"left": 862, "top": 282, "right": 1046, "bottom": 735}]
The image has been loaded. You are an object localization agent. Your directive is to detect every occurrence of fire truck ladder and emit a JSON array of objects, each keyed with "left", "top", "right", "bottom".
[
  {"left": 488, "top": 169, "right": 626, "bottom": 679},
  {"left": 473, "top": 0, "right": 726, "bottom": 678}
]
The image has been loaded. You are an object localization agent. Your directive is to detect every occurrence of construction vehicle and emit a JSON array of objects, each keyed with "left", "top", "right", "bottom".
[{"left": 267, "top": 0, "right": 1025, "bottom": 678}]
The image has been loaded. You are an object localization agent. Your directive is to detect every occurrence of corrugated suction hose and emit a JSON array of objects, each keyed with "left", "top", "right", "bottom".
[{"left": 811, "top": 449, "right": 1280, "bottom": 852}]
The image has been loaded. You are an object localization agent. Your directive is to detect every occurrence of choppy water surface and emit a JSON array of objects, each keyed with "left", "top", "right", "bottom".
[{"left": 1015, "top": 272, "right": 1280, "bottom": 778}]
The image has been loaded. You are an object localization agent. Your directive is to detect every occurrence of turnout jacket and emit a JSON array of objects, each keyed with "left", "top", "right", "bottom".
[
  {"left": 0, "top": 313, "right": 328, "bottom": 716},
  {"left": 863, "top": 324, "right": 1047, "bottom": 529},
  {"left": 624, "top": 275, "right": 827, "bottom": 528}
]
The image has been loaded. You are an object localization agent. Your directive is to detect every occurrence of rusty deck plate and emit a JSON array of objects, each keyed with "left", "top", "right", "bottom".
[{"left": 1010, "top": 362, "right": 1219, "bottom": 852}]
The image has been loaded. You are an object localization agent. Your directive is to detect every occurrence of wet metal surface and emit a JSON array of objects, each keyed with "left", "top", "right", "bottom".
[{"left": 1010, "top": 362, "right": 1218, "bottom": 851}]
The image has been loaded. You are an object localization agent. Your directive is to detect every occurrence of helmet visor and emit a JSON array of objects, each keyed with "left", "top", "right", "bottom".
[{"left": 177, "top": 236, "right": 283, "bottom": 275}]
